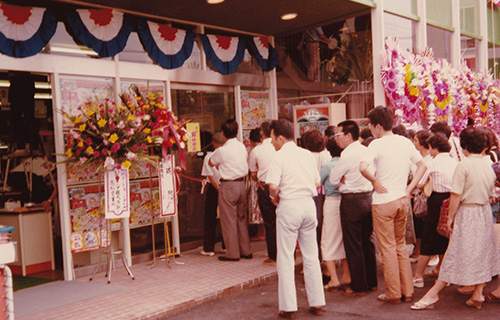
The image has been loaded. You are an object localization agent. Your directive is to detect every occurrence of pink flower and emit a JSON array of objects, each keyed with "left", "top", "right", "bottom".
[
  {"left": 108, "top": 108, "right": 114, "bottom": 114},
  {"left": 132, "top": 145, "right": 139, "bottom": 151},
  {"left": 110, "top": 143, "right": 121, "bottom": 153},
  {"left": 93, "top": 151, "right": 100, "bottom": 157},
  {"left": 101, "top": 149, "right": 109, "bottom": 156},
  {"left": 109, "top": 123, "right": 116, "bottom": 130},
  {"left": 99, "top": 109, "right": 105, "bottom": 114},
  {"left": 141, "top": 143, "right": 147, "bottom": 149}
]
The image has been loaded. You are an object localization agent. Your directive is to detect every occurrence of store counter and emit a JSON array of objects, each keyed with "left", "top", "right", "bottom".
[{"left": 0, "top": 207, "right": 54, "bottom": 276}]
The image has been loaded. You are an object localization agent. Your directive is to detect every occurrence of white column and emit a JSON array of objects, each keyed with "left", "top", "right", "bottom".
[
  {"left": 477, "top": 0, "right": 489, "bottom": 72},
  {"left": 371, "top": 0, "right": 386, "bottom": 107},
  {"left": 197, "top": 25, "right": 207, "bottom": 71},
  {"left": 268, "top": 36, "right": 279, "bottom": 119},
  {"left": 450, "top": 0, "right": 461, "bottom": 68},
  {"left": 235, "top": 85, "right": 243, "bottom": 141},
  {"left": 415, "top": 0, "right": 427, "bottom": 52},
  {"left": 52, "top": 72, "right": 74, "bottom": 281}
]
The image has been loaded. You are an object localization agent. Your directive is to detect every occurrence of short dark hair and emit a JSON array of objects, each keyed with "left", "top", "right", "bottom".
[
  {"left": 261, "top": 120, "right": 272, "bottom": 138},
  {"left": 477, "top": 126, "right": 499, "bottom": 153},
  {"left": 326, "top": 136, "right": 342, "bottom": 157},
  {"left": 324, "top": 125, "right": 336, "bottom": 138},
  {"left": 460, "top": 127, "right": 487, "bottom": 154},
  {"left": 415, "top": 130, "right": 431, "bottom": 149},
  {"left": 361, "top": 136, "right": 374, "bottom": 146},
  {"left": 301, "top": 130, "right": 324, "bottom": 152},
  {"left": 430, "top": 121, "right": 452, "bottom": 139},
  {"left": 360, "top": 127, "right": 373, "bottom": 140},
  {"left": 337, "top": 120, "right": 360, "bottom": 140},
  {"left": 221, "top": 119, "right": 238, "bottom": 139},
  {"left": 407, "top": 129, "right": 416, "bottom": 140},
  {"left": 249, "top": 128, "right": 262, "bottom": 143},
  {"left": 427, "top": 132, "right": 451, "bottom": 152},
  {"left": 367, "top": 106, "right": 393, "bottom": 131},
  {"left": 392, "top": 124, "right": 407, "bottom": 138},
  {"left": 271, "top": 119, "right": 294, "bottom": 140}
]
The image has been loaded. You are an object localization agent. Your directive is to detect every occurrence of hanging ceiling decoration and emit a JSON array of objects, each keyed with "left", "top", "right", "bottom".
[
  {"left": 64, "top": 8, "right": 133, "bottom": 58},
  {"left": 245, "top": 36, "right": 278, "bottom": 71},
  {"left": 137, "top": 20, "right": 195, "bottom": 69},
  {"left": 200, "top": 34, "right": 246, "bottom": 75},
  {"left": 0, "top": 1, "right": 57, "bottom": 58}
]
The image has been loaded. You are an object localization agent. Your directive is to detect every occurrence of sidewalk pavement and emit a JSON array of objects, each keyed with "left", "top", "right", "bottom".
[{"left": 15, "top": 241, "right": 286, "bottom": 319}]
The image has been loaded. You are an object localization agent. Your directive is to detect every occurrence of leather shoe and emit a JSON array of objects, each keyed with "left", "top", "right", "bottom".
[
  {"left": 377, "top": 293, "right": 401, "bottom": 304},
  {"left": 402, "top": 295, "right": 413, "bottom": 302},
  {"left": 218, "top": 256, "right": 239, "bottom": 262},
  {"left": 341, "top": 287, "right": 368, "bottom": 296},
  {"left": 309, "top": 306, "right": 322, "bottom": 316},
  {"left": 278, "top": 311, "right": 295, "bottom": 319},
  {"left": 240, "top": 254, "right": 253, "bottom": 259}
]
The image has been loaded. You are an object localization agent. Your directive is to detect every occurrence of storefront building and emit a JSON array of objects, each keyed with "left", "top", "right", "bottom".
[{"left": 0, "top": 0, "right": 498, "bottom": 281}]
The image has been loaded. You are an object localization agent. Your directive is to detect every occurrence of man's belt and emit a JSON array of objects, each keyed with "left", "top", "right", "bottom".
[
  {"left": 341, "top": 191, "right": 372, "bottom": 199},
  {"left": 220, "top": 177, "right": 246, "bottom": 182}
]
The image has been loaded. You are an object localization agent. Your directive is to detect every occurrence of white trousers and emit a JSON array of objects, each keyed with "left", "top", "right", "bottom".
[{"left": 277, "top": 197, "right": 325, "bottom": 312}]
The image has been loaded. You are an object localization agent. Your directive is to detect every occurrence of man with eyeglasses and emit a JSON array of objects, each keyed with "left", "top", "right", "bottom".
[{"left": 329, "top": 120, "right": 378, "bottom": 297}]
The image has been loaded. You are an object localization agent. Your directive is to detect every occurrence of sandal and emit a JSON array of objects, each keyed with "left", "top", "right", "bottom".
[
  {"left": 324, "top": 283, "right": 341, "bottom": 292},
  {"left": 413, "top": 278, "right": 424, "bottom": 288},
  {"left": 424, "top": 268, "right": 439, "bottom": 277},
  {"left": 485, "top": 293, "right": 500, "bottom": 303}
]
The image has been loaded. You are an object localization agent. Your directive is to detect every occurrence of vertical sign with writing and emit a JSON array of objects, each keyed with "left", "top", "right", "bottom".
[
  {"left": 186, "top": 122, "right": 201, "bottom": 152},
  {"left": 105, "top": 168, "right": 131, "bottom": 219},
  {"left": 159, "top": 155, "right": 177, "bottom": 217}
]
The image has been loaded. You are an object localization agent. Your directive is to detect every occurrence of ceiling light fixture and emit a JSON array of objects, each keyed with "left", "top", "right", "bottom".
[
  {"left": 206, "top": 0, "right": 225, "bottom": 4},
  {"left": 281, "top": 13, "right": 298, "bottom": 21}
]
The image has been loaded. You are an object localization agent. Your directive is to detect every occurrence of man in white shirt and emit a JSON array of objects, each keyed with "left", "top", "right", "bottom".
[
  {"left": 209, "top": 119, "right": 252, "bottom": 262},
  {"left": 200, "top": 132, "right": 226, "bottom": 256},
  {"left": 360, "top": 106, "right": 427, "bottom": 304},
  {"left": 248, "top": 120, "right": 277, "bottom": 265},
  {"left": 266, "top": 119, "right": 325, "bottom": 318},
  {"left": 330, "top": 120, "right": 377, "bottom": 296}
]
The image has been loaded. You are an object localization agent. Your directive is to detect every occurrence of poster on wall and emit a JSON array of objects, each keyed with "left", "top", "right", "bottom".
[
  {"left": 292, "top": 103, "right": 346, "bottom": 141},
  {"left": 68, "top": 185, "right": 119, "bottom": 253},
  {"left": 59, "top": 75, "right": 113, "bottom": 127},
  {"left": 240, "top": 90, "right": 270, "bottom": 130},
  {"left": 120, "top": 80, "right": 164, "bottom": 101},
  {"left": 159, "top": 155, "right": 177, "bottom": 217},
  {"left": 129, "top": 180, "right": 162, "bottom": 228},
  {"left": 186, "top": 122, "right": 201, "bottom": 152},
  {"left": 105, "top": 167, "right": 131, "bottom": 219}
]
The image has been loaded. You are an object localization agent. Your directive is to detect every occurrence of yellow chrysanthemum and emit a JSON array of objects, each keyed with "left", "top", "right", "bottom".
[
  {"left": 98, "top": 119, "right": 107, "bottom": 127},
  {"left": 74, "top": 116, "right": 82, "bottom": 124},
  {"left": 66, "top": 149, "right": 73, "bottom": 157},
  {"left": 77, "top": 140, "right": 84, "bottom": 148},
  {"left": 86, "top": 109, "right": 95, "bottom": 117},
  {"left": 109, "top": 133, "right": 119, "bottom": 143},
  {"left": 143, "top": 104, "right": 150, "bottom": 109},
  {"left": 118, "top": 105, "right": 126, "bottom": 111},
  {"left": 122, "top": 160, "right": 132, "bottom": 169},
  {"left": 147, "top": 136, "right": 152, "bottom": 143},
  {"left": 79, "top": 124, "right": 86, "bottom": 132},
  {"left": 128, "top": 103, "right": 135, "bottom": 108},
  {"left": 128, "top": 115, "right": 136, "bottom": 121},
  {"left": 409, "top": 87, "right": 419, "bottom": 96},
  {"left": 86, "top": 146, "right": 94, "bottom": 155},
  {"left": 143, "top": 128, "right": 151, "bottom": 134}
]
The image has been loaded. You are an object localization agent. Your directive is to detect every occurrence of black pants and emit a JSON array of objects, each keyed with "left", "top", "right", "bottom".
[
  {"left": 340, "top": 193, "right": 378, "bottom": 292},
  {"left": 257, "top": 185, "right": 277, "bottom": 261},
  {"left": 313, "top": 194, "right": 325, "bottom": 261},
  {"left": 203, "top": 184, "right": 224, "bottom": 252},
  {"left": 420, "top": 192, "right": 450, "bottom": 255}
]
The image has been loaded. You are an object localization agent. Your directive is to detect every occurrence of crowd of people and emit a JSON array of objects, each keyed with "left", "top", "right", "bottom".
[{"left": 200, "top": 107, "right": 500, "bottom": 318}]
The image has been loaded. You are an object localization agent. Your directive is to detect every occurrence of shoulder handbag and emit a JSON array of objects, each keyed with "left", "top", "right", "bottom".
[
  {"left": 413, "top": 190, "right": 428, "bottom": 218},
  {"left": 437, "top": 198, "right": 452, "bottom": 238}
]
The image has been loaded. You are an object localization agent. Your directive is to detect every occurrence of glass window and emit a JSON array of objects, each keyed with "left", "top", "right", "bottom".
[
  {"left": 384, "top": 13, "right": 416, "bottom": 52},
  {"left": 170, "top": 89, "right": 235, "bottom": 244},
  {"left": 384, "top": 0, "right": 418, "bottom": 19},
  {"left": 426, "top": 0, "right": 453, "bottom": 30},
  {"left": 461, "top": 36, "right": 478, "bottom": 71},
  {"left": 427, "top": 25, "right": 452, "bottom": 61},
  {"left": 460, "top": 0, "right": 480, "bottom": 38}
]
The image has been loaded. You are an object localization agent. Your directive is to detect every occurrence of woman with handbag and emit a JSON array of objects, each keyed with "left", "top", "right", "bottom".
[
  {"left": 409, "top": 130, "right": 432, "bottom": 262},
  {"left": 412, "top": 133, "right": 457, "bottom": 289},
  {"left": 411, "top": 127, "right": 500, "bottom": 310}
]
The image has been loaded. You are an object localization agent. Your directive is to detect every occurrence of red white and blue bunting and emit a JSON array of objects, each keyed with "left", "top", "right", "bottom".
[
  {"left": 0, "top": 1, "right": 57, "bottom": 58},
  {"left": 64, "top": 8, "right": 133, "bottom": 58},
  {"left": 200, "top": 34, "right": 246, "bottom": 75},
  {"left": 137, "top": 20, "right": 194, "bottom": 69},
  {"left": 245, "top": 36, "right": 279, "bottom": 71}
]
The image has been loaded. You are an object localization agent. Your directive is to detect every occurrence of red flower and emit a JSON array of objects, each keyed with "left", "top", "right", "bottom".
[
  {"left": 93, "top": 151, "right": 100, "bottom": 157},
  {"left": 101, "top": 149, "right": 109, "bottom": 156},
  {"left": 132, "top": 145, "right": 139, "bottom": 151},
  {"left": 86, "top": 138, "right": 92, "bottom": 145}
]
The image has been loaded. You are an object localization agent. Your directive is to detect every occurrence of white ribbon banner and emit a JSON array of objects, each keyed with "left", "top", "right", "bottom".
[
  {"left": 105, "top": 167, "right": 130, "bottom": 219},
  {"left": 159, "top": 155, "right": 177, "bottom": 217}
]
